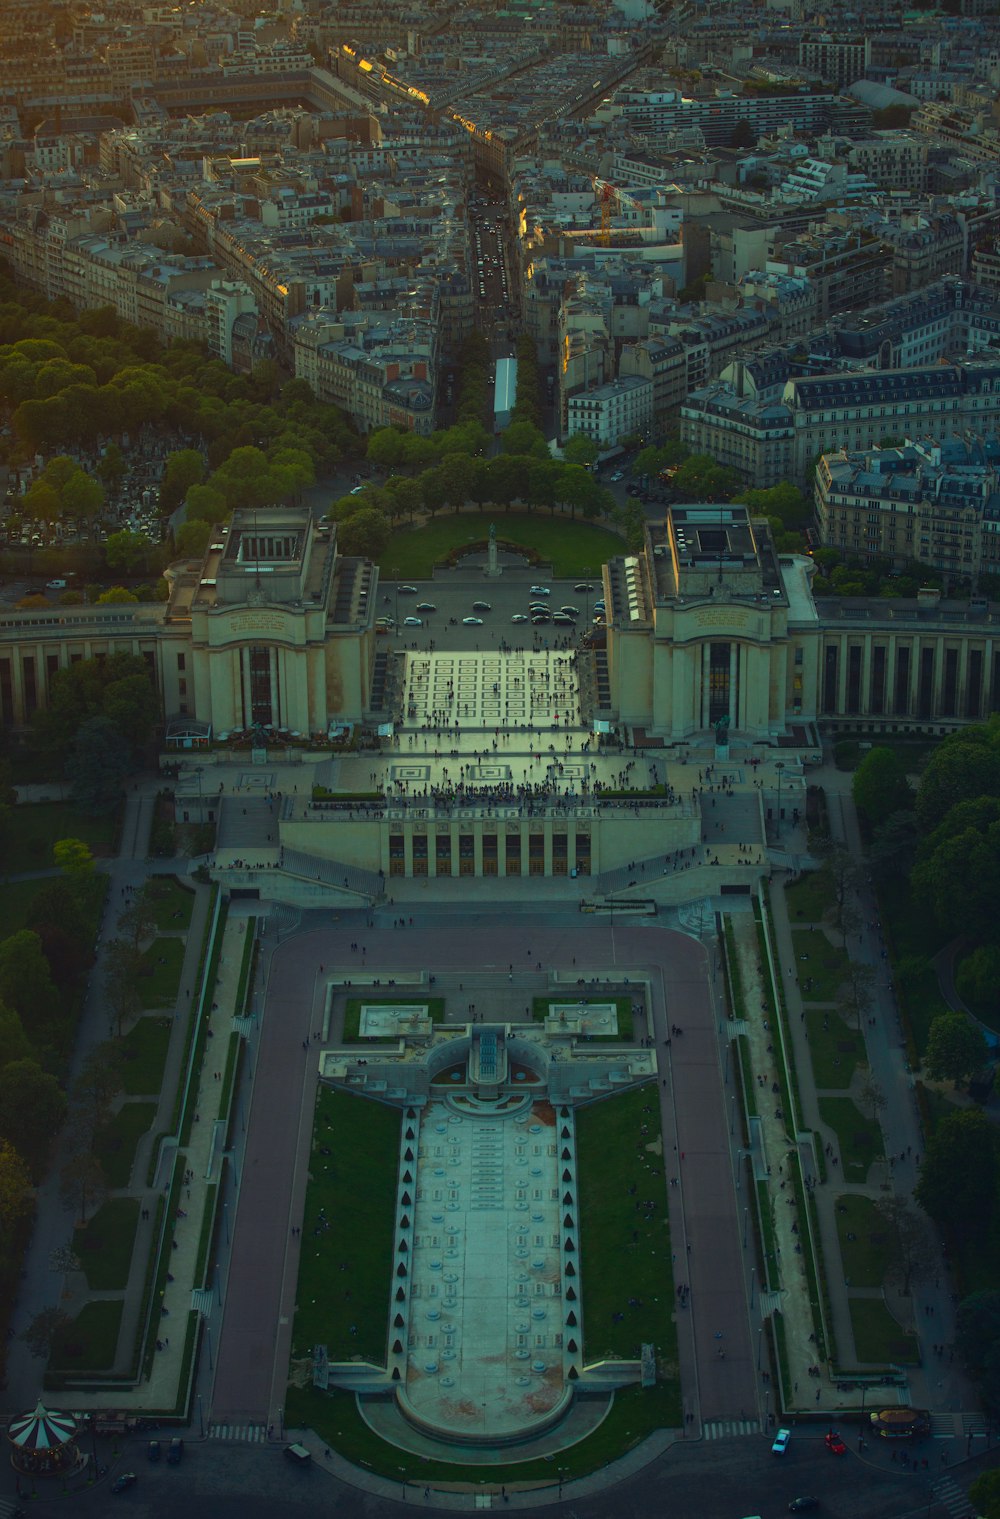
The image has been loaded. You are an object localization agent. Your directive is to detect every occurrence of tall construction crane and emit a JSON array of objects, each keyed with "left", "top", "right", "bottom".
[{"left": 591, "top": 177, "right": 644, "bottom": 246}]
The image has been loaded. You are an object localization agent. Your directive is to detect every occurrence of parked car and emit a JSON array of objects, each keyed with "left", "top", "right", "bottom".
[
  {"left": 530, "top": 584, "right": 550, "bottom": 595},
  {"left": 788, "top": 1500, "right": 821, "bottom": 1513},
  {"left": 472, "top": 600, "right": 491, "bottom": 611},
  {"left": 111, "top": 1473, "right": 137, "bottom": 1493},
  {"left": 284, "top": 1443, "right": 312, "bottom": 1466},
  {"left": 146, "top": 1440, "right": 160, "bottom": 1463},
  {"left": 574, "top": 582, "right": 594, "bottom": 593},
  {"left": 415, "top": 602, "right": 436, "bottom": 611},
  {"left": 559, "top": 605, "right": 579, "bottom": 616},
  {"left": 462, "top": 616, "right": 484, "bottom": 625},
  {"left": 824, "top": 1432, "right": 846, "bottom": 1456},
  {"left": 403, "top": 616, "right": 422, "bottom": 627},
  {"left": 167, "top": 1437, "right": 184, "bottom": 1465},
  {"left": 510, "top": 613, "right": 528, "bottom": 623},
  {"left": 772, "top": 1428, "right": 791, "bottom": 1456}
]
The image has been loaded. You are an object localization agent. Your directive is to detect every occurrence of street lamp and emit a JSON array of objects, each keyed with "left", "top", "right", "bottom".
[
  {"left": 750, "top": 1264, "right": 756, "bottom": 1310},
  {"left": 224, "top": 1201, "right": 230, "bottom": 1246},
  {"left": 775, "top": 761, "right": 786, "bottom": 833},
  {"left": 743, "top": 1206, "right": 749, "bottom": 1249},
  {"left": 757, "top": 1324, "right": 763, "bottom": 1370}
]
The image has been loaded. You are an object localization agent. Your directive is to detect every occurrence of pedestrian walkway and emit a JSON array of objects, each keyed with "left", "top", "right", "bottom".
[
  {"left": 207, "top": 1422, "right": 268, "bottom": 1443},
  {"left": 932, "top": 1474, "right": 976, "bottom": 1518}
]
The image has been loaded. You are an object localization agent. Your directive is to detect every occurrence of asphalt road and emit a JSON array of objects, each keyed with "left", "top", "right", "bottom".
[
  {"left": 379, "top": 572, "right": 603, "bottom": 655},
  {"left": 12, "top": 1422, "right": 945, "bottom": 1519}
]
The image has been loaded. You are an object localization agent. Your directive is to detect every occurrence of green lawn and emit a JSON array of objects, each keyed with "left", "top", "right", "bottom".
[
  {"left": 805, "top": 1009, "right": 866, "bottom": 1089},
  {"left": 848, "top": 1297, "right": 919, "bottom": 1366},
  {"left": 785, "top": 868, "right": 835, "bottom": 923},
  {"left": 576, "top": 1084, "right": 678, "bottom": 1373},
  {"left": 818, "top": 1095, "right": 885, "bottom": 1180},
  {"left": 0, "top": 872, "right": 110, "bottom": 938},
  {"left": 119, "top": 1016, "right": 172, "bottom": 1095},
  {"left": 49, "top": 1299, "right": 123, "bottom": 1373},
  {"left": 285, "top": 1376, "right": 678, "bottom": 1486},
  {"left": 77, "top": 1197, "right": 141, "bottom": 1291},
  {"left": 289, "top": 1087, "right": 399, "bottom": 1364},
  {"left": 834, "top": 1194, "right": 894, "bottom": 1289},
  {"left": 342, "top": 997, "right": 444, "bottom": 1043},
  {"left": 791, "top": 929, "right": 851, "bottom": 1000},
  {"left": 531, "top": 994, "right": 635, "bottom": 1040},
  {"left": 145, "top": 876, "right": 195, "bottom": 932},
  {"left": 877, "top": 872, "right": 948, "bottom": 1060},
  {"left": 381, "top": 513, "right": 623, "bottom": 580},
  {"left": 4, "top": 801, "right": 120, "bottom": 873},
  {"left": 137, "top": 936, "right": 186, "bottom": 1008},
  {"left": 95, "top": 1102, "right": 156, "bottom": 1187}
]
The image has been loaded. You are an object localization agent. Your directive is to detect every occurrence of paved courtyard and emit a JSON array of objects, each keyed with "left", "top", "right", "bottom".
[{"left": 403, "top": 650, "right": 582, "bottom": 731}]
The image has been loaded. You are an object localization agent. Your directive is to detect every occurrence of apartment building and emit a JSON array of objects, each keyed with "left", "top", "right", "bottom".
[
  {"left": 815, "top": 436, "right": 1000, "bottom": 578},
  {"left": 797, "top": 35, "right": 871, "bottom": 88},
  {"left": 566, "top": 374, "right": 653, "bottom": 448},
  {"left": 682, "top": 359, "right": 1000, "bottom": 485}
]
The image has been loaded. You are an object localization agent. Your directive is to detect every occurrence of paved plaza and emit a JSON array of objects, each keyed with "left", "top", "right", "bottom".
[{"left": 403, "top": 650, "right": 582, "bottom": 731}]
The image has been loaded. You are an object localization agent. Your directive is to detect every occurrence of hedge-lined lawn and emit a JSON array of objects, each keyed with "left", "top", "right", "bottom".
[
  {"left": 576, "top": 1084, "right": 678, "bottom": 1374},
  {"left": 819, "top": 1095, "right": 885, "bottom": 1180},
  {"left": 849, "top": 1297, "right": 919, "bottom": 1365},
  {"left": 138, "top": 937, "right": 186, "bottom": 1008},
  {"left": 146, "top": 876, "right": 195, "bottom": 931},
  {"left": 834, "top": 1194, "right": 894, "bottom": 1290},
  {"left": 342, "top": 997, "right": 445, "bottom": 1043},
  {"left": 119, "top": 1016, "right": 172, "bottom": 1095},
  {"left": 77, "top": 1198, "right": 141, "bottom": 1291},
  {"left": 381, "top": 514, "right": 623, "bottom": 580},
  {"left": 531, "top": 994, "right": 635, "bottom": 1040},
  {"left": 805, "top": 1010, "right": 866, "bottom": 1089},
  {"left": 785, "top": 869, "right": 835, "bottom": 923},
  {"left": 289, "top": 1087, "right": 399, "bottom": 1365},
  {"left": 95, "top": 1102, "right": 156, "bottom": 1187},
  {"left": 4, "top": 801, "right": 120, "bottom": 873},
  {"left": 50, "top": 1299, "right": 123, "bottom": 1373},
  {"left": 791, "top": 929, "right": 851, "bottom": 1000}
]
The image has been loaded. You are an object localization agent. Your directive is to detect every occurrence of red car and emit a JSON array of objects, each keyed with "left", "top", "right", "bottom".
[{"left": 825, "top": 1432, "right": 846, "bottom": 1456}]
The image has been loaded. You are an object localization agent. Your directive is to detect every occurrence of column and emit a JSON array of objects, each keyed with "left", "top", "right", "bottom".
[
  {"left": 908, "top": 636, "right": 921, "bottom": 717},
  {"left": 885, "top": 635, "right": 896, "bottom": 716},
  {"left": 10, "top": 649, "right": 24, "bottom": 725},
  {"left": 957, "top": 640, "right": 969, "bottom": 720},
  {"left": 268, "top": 647, "right": 280, "bottom": 726},
  {"left": 729, "top": 642, "right": 739, "bottom": 729},
  {"left": 933, "top": 636, "right": 946, "bottom": 719},
  {"left": 544, "top": 819, "right": 553, "bottom": 877},
  {"left": 859, "top": 638, "right": 874, "bottom": 716},
  {"left": 241, "top": 647, "right": 252, "bottom": 728},
  {"left": 836, "top": 634, "right": 849, "bottom": 716},
  {"left": 701, "top": 643, "right": 711, "bottom": 732}
]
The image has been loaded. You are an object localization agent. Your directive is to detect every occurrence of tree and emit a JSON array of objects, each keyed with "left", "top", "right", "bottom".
[
  {"left": 103, "top": 672, "right": 159, "bottom": 755},
  {"left": 96, "top": 586, "right": 139, "bottom": 604},
  {"left": 175, "top": 519, "right": 212, "bottom": 558},
  {"left": 60, "top": 469, "right": 105, "bottom": 522},
  {"left": 335, "top": 506, "right": 390, "bottom": 559},
  {"left": 0, "top": 930, "right": 60, "bottom": 1040},
  {"left": 956, "top": 1292, "right": 1000, "bottom": 1416},
  {"left": 70, "top": 1041, "right": 123, "bottom": 1137},
  {"left": 66, "top": 716, "right": 129, "bottom": 813},
  {"left": 501, "top": 420, "right": 547, "bottom": 458},
  {"left": 0, "top": 1137, "right": 33, "bottom": 1231},
  {"left": 366, "top": 427, "right": 407, "bottom": 470},
  {"left": 96, "top": 442, "right": 125, "bottom": 493},
  {"left": 439, "top": 451, "right": 474, "bottom": 512},
  {"left": 857, "top": 1070, "right": 886, "bottom": 1123},
  {"left": 117, "top": 886, "right": 157, "bottom": 952},
  {"left": 53, "top": 837, "right": 94, "bottom": 876},
  {"left": 105, "top": 529, "right": 154, "bottom": 575},
  {"left": 159, "top": 448, "right": 205, "bottom": 512},
  {"left": 104, "top": 945, "right": 142, "bottom": 1037},
  {"left": 562, "top": 434, "right": 598, "bottom": 468},
  {"left": 0, "top": 1060, "right": 67, "bottom": 1177},
  {"left": 814, "top": 841, "right": 861, "bottom": 941},
  {"left": 852, "top": 747, "right": 913, "bottom": 826},
  {"left": 911, "top": 814, "right": 1000, "bottom": 942},
  {"left": 923, "top": 1011, "right": 989, "bottom": 1088},
  {"left": 970, "top": 1469, "right": 1000, "bottom": 1519},
  {"left": 955, "top": 944, "right": 1000, "bottom": 1021},
  {"left": 869, "top": 810, "right": 920, "bottom": 880},
  {"left": 184, "top": 483, "right": 228, "bottom": 525},
  {"left": 0, "top": 997, "right": 33, "bottom": 1067},
  {"left": 916, "top": 1108, "right": 998, "bottom": 1241},
  {"left": 915, "top": 726, "right": 1000, "bottom": 832},
  {"left": 59, "top": 1151, "right": 106, "bottom": 1224},
  {"left": 20, "top": 1306, "right": 71, "bottom": 1360},
  {"left": 873, "top": 1196, "right": 933, "bottom": 1296},
  {"left": 836, "top": 961, "right": 876, "bottom": 1029}
]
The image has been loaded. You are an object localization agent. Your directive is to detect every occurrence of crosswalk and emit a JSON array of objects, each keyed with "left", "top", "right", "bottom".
[
  {"left": 208, "top": 1423, "right": 269, "bottom": 1444},
  {"left": 703, "top": 1418, "right": 761, "bottom": 1440},
  {"left": 931, "top": 1476, "right": 975, "bottom": 1519}
]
